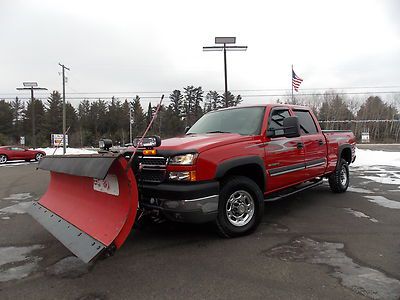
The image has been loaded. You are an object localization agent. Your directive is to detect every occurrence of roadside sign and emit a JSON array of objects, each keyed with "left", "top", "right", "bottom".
[
  {"left": 51, "top": 134, "right": 69, "bottom": 147},
  {"left": 361, "top": 132, "right": 370, "bottom": 143},
  {"left": 20, "top": 136, "right": 25, "bottom": 146}
]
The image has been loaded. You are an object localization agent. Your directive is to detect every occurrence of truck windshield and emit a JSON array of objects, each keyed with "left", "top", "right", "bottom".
[{"left": 187, "top": 107, "right": 265, "bottom": 136}]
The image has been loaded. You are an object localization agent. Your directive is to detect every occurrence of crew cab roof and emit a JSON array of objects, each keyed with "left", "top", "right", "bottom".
[{"left": 211, "top": 103, "right": 311, "bottom": 113}]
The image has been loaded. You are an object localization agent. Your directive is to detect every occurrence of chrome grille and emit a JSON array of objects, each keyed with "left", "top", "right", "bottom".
[{"left": 138, "top": 156, "right": 167, "bottom": 183}]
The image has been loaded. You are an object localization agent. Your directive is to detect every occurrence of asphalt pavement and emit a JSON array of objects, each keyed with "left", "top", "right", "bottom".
[{"left": 0, "top": 147, "right": 399, "bottom": 300}]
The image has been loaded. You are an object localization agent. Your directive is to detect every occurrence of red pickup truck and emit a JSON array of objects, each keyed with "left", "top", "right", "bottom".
[
  {"left": 31, "top": 104, "right": 356, "bottom": 262},
  {"left": 136, "top": 104, "right": 356, "bottom": 237}
]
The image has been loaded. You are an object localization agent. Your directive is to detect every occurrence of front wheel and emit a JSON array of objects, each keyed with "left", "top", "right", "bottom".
[
  {"left": 328, "top": 159, "right": 349, "bottom": 193},
  {"left": 35, "top": 153, "right": 44, "bottom": 161},
  {"left": 216, "top": 176, "right": 264, "bottom": 238},
  {"left": 0, "top": 155, "right": 7, "bottom": 164}
]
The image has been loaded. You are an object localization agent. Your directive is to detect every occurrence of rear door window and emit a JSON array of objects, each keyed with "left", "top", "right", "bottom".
[{"left": 293, "top": 110, "right": 318, "bottom": 135}]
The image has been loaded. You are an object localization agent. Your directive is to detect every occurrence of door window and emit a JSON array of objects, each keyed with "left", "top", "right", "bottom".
[
  {"left": 293, "top": 110, "right": 318, "bottom": 135},
  {"left": 267, "top": 109, "right": 290, "bottom": 137},
  {"left": 10, "top": 147, "right": 24, "bottom": 151}
]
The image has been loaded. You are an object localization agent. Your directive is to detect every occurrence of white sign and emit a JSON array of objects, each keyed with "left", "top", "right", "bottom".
[
  {"left": 361, "top": 132, "right": 370, "bottom": 143},
  {"left": 93, "top": 174, "right": 119, "bottom": 196},
  {"left": 20, "top": 136, "right": 25, "bottom": 146},
  {"left": 51, "top": 134, "right": 69, "bottom": 147}
]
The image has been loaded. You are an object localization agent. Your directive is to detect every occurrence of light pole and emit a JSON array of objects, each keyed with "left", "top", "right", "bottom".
[
  {"left": 16, "top": 82, "right": 47, "bottom": 148},
  {"left": 203, "top": 37, "right": 247, "bottom": 106},
  {"left": 59, "top": 63, "right": 70, "bottom": 155},
  {"left": 129, "top": 106, "right": 133, "bottom": 144}
]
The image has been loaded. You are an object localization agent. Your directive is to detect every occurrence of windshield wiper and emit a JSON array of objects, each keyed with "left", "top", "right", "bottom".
[{"left": 205, "top": 130, "right": 232, "bottom": 134}]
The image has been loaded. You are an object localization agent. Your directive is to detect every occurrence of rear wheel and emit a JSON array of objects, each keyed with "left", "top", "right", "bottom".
[
  {"left": 0, "top": 155, "right": 7, "bottom": 164},
  {"left": 35, "top": 153, "right": 43, "bottom": 161},
  {"left": 328, "top": 158, "right": 349, "bottom": 193},
  {"left": 216, "top": 176, "right": 264, "bottom": 238}
]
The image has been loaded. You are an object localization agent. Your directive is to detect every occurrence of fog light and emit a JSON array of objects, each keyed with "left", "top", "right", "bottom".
[{"left": 169, "top": 171, "right": 196, "bottom": 181}]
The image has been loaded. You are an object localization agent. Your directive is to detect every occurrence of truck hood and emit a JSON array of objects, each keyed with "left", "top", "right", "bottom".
[{"left": 158, "top": 133, "right": 253, "bottom": 153}]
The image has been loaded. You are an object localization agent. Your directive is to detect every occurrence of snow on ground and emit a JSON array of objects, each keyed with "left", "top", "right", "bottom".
[
  {"left": 36, "top": 147, "right": 97, "bottom": 155},
  {"left": 352, "top": 148, "right": 400, "bottom": 168}
]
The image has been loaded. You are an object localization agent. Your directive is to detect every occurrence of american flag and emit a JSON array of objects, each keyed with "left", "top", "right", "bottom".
[{"left": 292, "top": 69, "right": 303, "bottom": 92}]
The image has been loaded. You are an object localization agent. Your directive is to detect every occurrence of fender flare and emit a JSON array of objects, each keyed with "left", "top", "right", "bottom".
[
  {"left": 215, "top": 156, "right": 266, "bottom": 191},
  {"left": 337, "top": 144, "right": 352, "bottom": 166}
]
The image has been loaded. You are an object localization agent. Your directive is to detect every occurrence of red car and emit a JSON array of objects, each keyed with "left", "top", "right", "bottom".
[{"left": 0, "top": 146, "right": 46, "bottom": 164}]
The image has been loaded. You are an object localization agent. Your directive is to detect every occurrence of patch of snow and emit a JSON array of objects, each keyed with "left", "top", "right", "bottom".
[
  {"left": 36, "top": 147, "right": 97, "bottom": 156},
  {"left": 352, "top": 149, "right": 400, "bottom": 168},
  {"left": 0, "top": 161, "right": 32, "bottom": 168},
  {"left": 364, "top": 195, "right": 400, "bottom": 209},
  {"left": 347, "top": 187, "right": 374, "bottom": 194},
  {"left": 362, "top": 176, "right": 400, "bottom": 186},
  {"left": 344, "top": 208, "right": 378, "bottom": 223},
  {"left": 264, "top": 237, "right": 400, "bottom": 299},
  {"left": 0, "top": 245, "right": 43, "bottom": 282},
  {"left": 0, "top": 261, "right": 39, "bottom": 282},
  {"left": 0, "top": 245, "right": 43, "bottom": 266},
  {"left": 3, "top": 193, "right": 32, "bottom": 201},
  {"left": 0, "top": 202, "right": 32, "bottom": 215}
]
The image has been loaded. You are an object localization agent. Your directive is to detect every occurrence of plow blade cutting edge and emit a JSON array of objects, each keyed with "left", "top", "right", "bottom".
[{"left": 27, "top": 155, "right": 138, "bottom": 263}]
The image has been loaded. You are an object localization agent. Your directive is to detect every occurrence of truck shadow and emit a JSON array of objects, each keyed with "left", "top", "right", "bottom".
[{"left": 123, "top": 184, "right": 332, "bottom": 251}]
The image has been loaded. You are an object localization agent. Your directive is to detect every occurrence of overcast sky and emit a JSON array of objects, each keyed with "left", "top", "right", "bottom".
[{"left": 0, "top": 0, "right": 399, "bottom": 106}]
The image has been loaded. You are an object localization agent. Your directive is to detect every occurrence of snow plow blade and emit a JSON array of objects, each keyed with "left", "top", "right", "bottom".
[{"left": 27, "top": 154, "right": 138, "bottom": 263}]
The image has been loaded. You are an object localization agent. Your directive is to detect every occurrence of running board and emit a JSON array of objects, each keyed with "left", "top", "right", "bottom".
[{"left": 264, "top": 179, "right": 323, "bottom": 202}]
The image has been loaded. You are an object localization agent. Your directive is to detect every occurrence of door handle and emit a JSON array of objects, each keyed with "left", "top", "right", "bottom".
[
  {"left": 317, "top": 139, "right": 324, "bottom": 146},
  {"left": 297, "top": 142, "right": 304, "bottom": 149}
]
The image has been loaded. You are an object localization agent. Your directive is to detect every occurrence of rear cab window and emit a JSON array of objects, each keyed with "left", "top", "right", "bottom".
[{"left": 293, "top": 110, "right": 318, "bottom": 135}]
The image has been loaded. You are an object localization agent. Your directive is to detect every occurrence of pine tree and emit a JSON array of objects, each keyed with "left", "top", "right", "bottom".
[
  {"left": 0, "top": 100, "right": 13, "bottom": 144},
  {"left": 205, "top": 91, "right": 221, "bottom": 112},
  {"left": 10, "top": 97, "right": 24, "bottom": 142},
  {"left": 23, "top": 99, "right": 46, "bottom": 146},
  {"left": 45, "top": 91, "right": 63, "bottom": 134},
  {"left": 169, "top": 90, "right": 184, "bottom": 116},
  {"left": 132, "top": 96, "right": 145, "bottom": 137}
]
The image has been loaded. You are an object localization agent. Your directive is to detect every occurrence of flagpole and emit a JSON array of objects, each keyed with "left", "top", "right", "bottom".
[{"left": 291, "top": 64, "right": 294, "bottom": 103}]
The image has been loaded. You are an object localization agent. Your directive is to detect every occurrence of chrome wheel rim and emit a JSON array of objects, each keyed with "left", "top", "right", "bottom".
[
  {"left": 36, "top": 153, "right": 43, "bottom": 161},
  {"left": 226, "top": 190, "right": 255, "bottom": 227},
  {"left": 340, "top": 166, "right": 348, "bottom": 186},
  {"left": 0, "top": 155, "right": 6, "bottom": 164}
]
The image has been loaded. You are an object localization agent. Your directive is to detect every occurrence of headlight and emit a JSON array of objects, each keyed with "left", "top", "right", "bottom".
[{"left": 169, "top": 153, "right": 197, "bottom": 165}]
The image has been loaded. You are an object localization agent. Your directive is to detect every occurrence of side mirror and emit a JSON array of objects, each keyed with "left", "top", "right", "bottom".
[
  {"left": 184, "top": 126, "right": 190, "bottom": 133},
  {"left": 283, "top": 117, "right": 301, "bottom": 138}
]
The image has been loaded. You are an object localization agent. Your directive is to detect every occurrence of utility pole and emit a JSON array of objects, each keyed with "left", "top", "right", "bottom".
[
  {"left": 129, "top": 105, "right": 133, "bottom": 144},
  {"left": 16, "top": 82, "right": 47, "bottom": 148},
  {"left": 59, "top": 63, "right": 70, "bottom": 155},
  {"left": 203, "top": 37, "right": 247, "bottom": 107}
]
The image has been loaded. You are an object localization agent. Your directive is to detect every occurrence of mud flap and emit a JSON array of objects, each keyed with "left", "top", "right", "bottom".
[{"left": 28, "top": 155, "right": 138, "bottom": 263}]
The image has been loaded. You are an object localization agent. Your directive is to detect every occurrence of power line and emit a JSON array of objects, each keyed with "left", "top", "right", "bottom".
[{"left": 2, "top": 85, "right": 400, "bottom": 96}]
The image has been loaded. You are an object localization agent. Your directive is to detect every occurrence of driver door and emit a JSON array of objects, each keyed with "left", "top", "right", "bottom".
[{"left": 264, "top": 107, "right": 307, "bottom": 192}]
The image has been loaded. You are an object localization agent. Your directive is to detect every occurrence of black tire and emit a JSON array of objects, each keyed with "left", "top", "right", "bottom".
[
  {"left": 0, "top": 154, "right": 7, "bottom": 164},
  {"left": 35, "top": 153, "right": 44, "bottom": 161},
  {"left": 216, "top": 176, "right": 264, "bottom": 238},
  {"left": 328, "top": 158, "right": 349, "bottom": 193}
]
